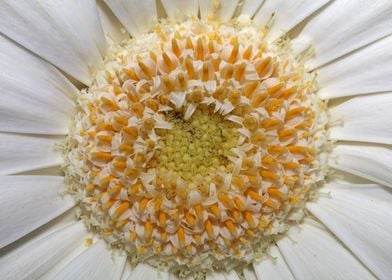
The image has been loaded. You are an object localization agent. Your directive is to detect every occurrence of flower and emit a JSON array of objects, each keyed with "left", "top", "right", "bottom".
[{"left": 0, "top": 0, "right": 391, "bottom": 280}]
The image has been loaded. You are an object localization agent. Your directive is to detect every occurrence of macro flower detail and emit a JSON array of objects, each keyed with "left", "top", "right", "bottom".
[
  {"left": 0, "top": 1, "right": 391, "bottom": 280},
  {"left": 65, "top": 20, "right": 327, "bottom": 274}
]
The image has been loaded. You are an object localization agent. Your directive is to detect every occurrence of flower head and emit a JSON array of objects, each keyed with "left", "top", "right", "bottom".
[{"left": 0, "top": 1, "right": 391, "bottom": 280}]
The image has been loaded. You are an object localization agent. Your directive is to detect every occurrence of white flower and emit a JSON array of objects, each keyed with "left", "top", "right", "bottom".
[{"left": 0, "top": 1, "right": 391, "bottom": 280}]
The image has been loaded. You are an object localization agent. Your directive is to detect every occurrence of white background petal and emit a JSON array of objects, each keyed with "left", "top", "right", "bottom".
[
  {"left": 253, "top": 0, "right": 330, "bottom": 40},
  {"left": 330, "top": 144, "right": 392, "bottom": 188},
  {"left": 52, "top": 240, "right": 126, "bottom": 280},
  {"left": 277, "top": 219, "right": 375, "bottom": 279},
  {"left": 253, "top": 245, "right": 294, "bottom": 280},
  {"left": 238, "top": 0, "right": 265, "bottom": 17},
  {"left": 0, "top": 35, "right": 77, "bottom": 135},
  {"left": 317, "top": 35, "right": 392, "bottom": 99},
  {"left": 104, "top": 0, "right": 157, "bottom": 36},
  {"left": 308, "top": 183, "right": 392, "bottom": 279},
  {"left": 295, "top": 0, "right": 392, "bottom": 69},
  {"left": 0, "top": 176, "right": 74, "bottom": 249},
  {"left": 329, "top": 92, "right": 392, "bottom": 144},
  {"left": 127, "top": 263, "right": 175, "bottom": 280},
  {"left": 97, "top": 0, "right": 129, "bottom": 43},
  {"left": 0, "top": 133, "right": 63, "bottom": 175},
  {"left": 0, "top": 0, "right": 107, "bottom": 85},
  {"left": 199, "top": 0, "right": 239, "bottom": 22},
  {"left": 206, "top": 270, "right": 240, "bottom": 280},
  {"left": 0, "top": 222, "right": 87, "bottom": 280},
  {"left": 161, "top": 0, "right": 198, "bottom": 19}
]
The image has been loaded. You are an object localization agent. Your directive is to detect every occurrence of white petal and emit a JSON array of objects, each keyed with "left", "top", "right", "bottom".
[
  {"left": 317, "top": 35, "right": 392, "bottom": 99},
  {"left": 199, "top": 0, "right": 239, "bottom": 22},
  {"left": 161, "top": 0, "right": 198, "bottom": 19},
  {"left": 0, "top": 222, "right": 87, "bottom": 280},
  {"left": 0, "top": 0, "right": 107, "bottom": 85},
  {"left": 308, "top": 183, "right": 392, "bottom": 280},
  {"left": 127, "top": 263, "right": 174, "bottom": 280},
  {"left": 0, "top": 176, "right": 73, "bottom": 249},
  {"left": 0, "top": 133, "right": 63, "bottom": 175},
  {"left": 243, "top": 267, "right": 257, "bottom": 280},
  {"left": 104, "top": 0, "right": 157, "bottom": 36},
  {"left": 238, "top": 0, "right": 265, "bottom": 17},
  {"left": 277, "top": 219, "right": 375, "bottom": 280},
  {"left": 253, "top": 0, "right": 330, "bottom": 41},
  {"left": 53, "top": 240, "right": 126, "bottom": 280},
  {"left": 296, "top": 0, "right": 392, "bottom": 69},
  {"left": 329, "top": 93, "right": 392, "bottom": 144},
  {"left": 330, "top": 144, "right": 392, "bottom": 188},
  {"left": 0, "top": 35, "right": 76, "bottom": 135},
  {"left": 206, "top": 270, "right": 240, "bottom": 280},
  {"left": 97, "top": 0, "right": 128, "bottom": 43},
  {"left": 253, "top": 245, "right": 294, "bottom": 280}
]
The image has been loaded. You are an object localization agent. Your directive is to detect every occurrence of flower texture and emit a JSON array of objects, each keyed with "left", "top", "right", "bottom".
[{"left": 0, "top": 1, "right": 391, "bottom": 280}]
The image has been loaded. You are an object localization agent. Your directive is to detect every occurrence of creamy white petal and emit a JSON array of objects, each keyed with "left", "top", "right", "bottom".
[
  {"left": 199, "top": 0, "right": 239, "bottom": 22},
  {"left": 329, "top": 93, "right": 392, "bottom": 144},
  {"left": 127, "top": 263, "right": 175, "bottom": 280},
  {"left": 317, "top": 35, "right": 392, "bottom": 99},
  {"left": 253, "top": 245, "right": 294, "bottom": 280},
  {"left": 206, "top": 270, "right": 240, "bottom": 280},
  {"left": 0, "top": 176, "right": 73, "bottom": 249},
  {"left": 161, "top": 0, "right": 198, "bottom": 19},
  {"left": 97, "top": 0, "right": 129, "bottom": 43},
  {"left": 104, "top": 0, "right": 157, "bottom": 36},
  {"left": 308, "top": 183, "right": 392, "bottom": 280},
  {"left": 238, "top": 0, "right": 265, "bottom": 17},
  {"left": 330, "top": 170, "right": 375, "bottom": 185},
  {"left": 330, "top": 144, "right": 392, "bottom": 188},
  {"left": 0, "top": 0, "right": 107, "bottom": 85},
  {"left": 253, "top": 0, "right": 330, "bottom": 41},
  {"left": 242, "top": 266, "right": 257, "bottom": 280},
  {"left": 40, "top": 242, "right": 92, "bottom": 280},
  {"left": 0, "top": 133, "right": 63, "bottom": 175},
  {"left": 295, "top": 0, "right": 392, "bottom": 69},
  {"left": 52, "top": 240, "right": 126, "bottom": 280},
  {"left": 0, "top": 35, "right": 77, "bottom": 135},
  {"left": 277, "top": 219, "right": 375, "bottom": 279},
  {"left": 0, "top": 222, "right": 87, "bottom": 280}
]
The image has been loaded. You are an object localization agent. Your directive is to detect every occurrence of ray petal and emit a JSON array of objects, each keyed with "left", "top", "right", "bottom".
[
  {"left": 0, "top": 35, "right": 77, "bottom": 135},
  {"left": 52, "top": 240, "right": 126, "bottom": 280},
  {"left": 0, "top": 222, "right": 87, "bottom": 280},
  {"left": 161, "top": 0, "right": 198, "bottom": 19},
  {"left": 330, "top": 144, "right": 392, "bottom": 188},
  {"left": 97, "top": 0, "right": 129, "bottom": 43},
  {"left": 253, "top": 245, "right": 294, "bottom": 280},
  {"left": 104, "top": 0, "right": 157, "bottom": 37},
  {"left": 253, "top": 0, "right": 331, "bottom": 41},
  {"left": 238, "top": 0, "right": 265, "bottom": 18},
  {"left": 308, "top": 183, "right": 392, "bottom": 279},
  {"left": 277, "top": 219, "right": 375, "bottom": 279},
  {"left": 329, "top": 93, "right": 392, "bottom": 144},
  {"left": 206, "top": 270, "right": 240, "bottom": 280},
  {"left": 0, "top": 0, "right": 107, "bottom": 85},
  {"left": 294, "top": 0, "right": 392, "bottom": 69},
  {"left": 0, "top": 176, "right": 73, "bottom": 249},
  {"left": 317, "top": 35, "right": 392, "bottom": 99},
  {"left": 199, "top": 0, "right": 239, "bottom": 22},
  {"left": 0, "top": 133, "right": 63, "bottom": 175},
  {"left": 126, "top": 263, "right": 176, "bottom": 280}
]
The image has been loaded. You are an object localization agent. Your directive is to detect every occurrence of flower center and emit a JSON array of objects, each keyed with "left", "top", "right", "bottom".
[
  {"left": 65, "top": 18, "right": 327, "bottom": 277},
  {"left": 155, "top": 108, "right": 238, "bottom": 183}
]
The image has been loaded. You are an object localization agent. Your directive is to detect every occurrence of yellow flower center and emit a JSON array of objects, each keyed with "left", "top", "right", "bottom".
[{"left": 65, "top": 18, "right": 327, "bottom": 276}]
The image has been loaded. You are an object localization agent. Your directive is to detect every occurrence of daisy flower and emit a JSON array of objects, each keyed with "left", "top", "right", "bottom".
[{"left": 0, "top": 0, "right": 391, "bottom": 279}]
